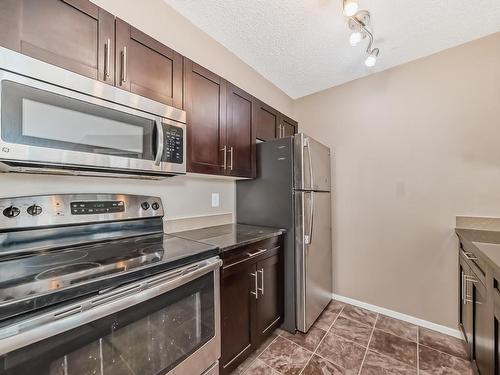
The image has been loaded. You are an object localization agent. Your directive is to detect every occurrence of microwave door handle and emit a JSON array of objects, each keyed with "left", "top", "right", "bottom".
[{"left": 154, "top": 119, "right": 164, "bottom": 166}]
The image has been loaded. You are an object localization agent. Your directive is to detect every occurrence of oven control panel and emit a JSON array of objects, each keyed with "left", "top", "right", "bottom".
[
  {"left": 0, "top": 194, "right": 164, "bottom": 230},
  {"left": 71, "top": 201, "right": 125, "bottom": 215},
  {"left": 163, "top": 124, "right": 183, "bottom": 164}
]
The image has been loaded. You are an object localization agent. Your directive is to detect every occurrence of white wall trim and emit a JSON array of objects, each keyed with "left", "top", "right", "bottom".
[{"left": 333, "top": 294, "right": 462, "bottom": 339}]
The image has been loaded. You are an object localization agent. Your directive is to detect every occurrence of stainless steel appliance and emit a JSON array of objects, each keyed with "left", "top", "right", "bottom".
[
  {"left": 0, "top": 47, "right": 186, "bottom": 179},
  {"left": 237, "top": 133, "right": 332, "bottom": 333},
  {"left": 0, "top": 193, "right": 221, "bottom": 375}
]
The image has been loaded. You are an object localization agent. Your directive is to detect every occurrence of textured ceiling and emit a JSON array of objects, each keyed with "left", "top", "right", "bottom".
[{"left": 164, "top": 0, "right": 500, "bottom": 99}]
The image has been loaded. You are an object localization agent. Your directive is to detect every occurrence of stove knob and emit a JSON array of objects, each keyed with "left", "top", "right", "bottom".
[
  {"left": 151, "top": 202, "right": 160, "bottom": 211},
  {"left": 141, "top": 202, "right": 150, "bottom": 210},
  {"left": 3, "top": 206, "right": 20, "bottom": 218},
  {"left": 27, "top": 204, "right": 43, "bottom": 216}
]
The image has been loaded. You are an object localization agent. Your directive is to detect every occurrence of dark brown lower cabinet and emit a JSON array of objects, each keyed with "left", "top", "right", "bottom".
[
  {"left": 220, "top": 236, "right": 283, "bottom": 374},
  {"left": 255, "top": 254, "right": 283, "bottom": 341},
  {"left": 494, "top": 291, "right": 500, "bottom": 374},
  {"left": 458, "top": 246, "right": 495, "bottom": 375}
]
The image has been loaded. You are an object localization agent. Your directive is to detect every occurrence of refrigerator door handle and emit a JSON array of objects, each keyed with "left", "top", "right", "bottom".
[
  {"left": 305, "top": 191, "right": 314, "bottom": 245},
  {"left": 304, "top": 137, "right": 314, "bottom": 190}
]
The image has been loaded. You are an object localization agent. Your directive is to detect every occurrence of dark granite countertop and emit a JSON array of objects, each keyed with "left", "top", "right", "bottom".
[
  {"left": 171, "top": 224, "right": 285, "bottom": 253},
  {"left": 456, "top": 228, "right": 500, "bottom": 274}
]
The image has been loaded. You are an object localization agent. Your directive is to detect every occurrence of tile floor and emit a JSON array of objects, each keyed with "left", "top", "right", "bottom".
[{"left": 231, "top": 300, "right": 473, "bottom": 375}]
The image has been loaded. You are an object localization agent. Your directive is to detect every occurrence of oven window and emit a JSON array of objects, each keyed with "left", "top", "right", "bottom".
[
  {"left": 0, "top": 272, "right": 215, "bottom": 375},
  {"left": 1, "top": 80, "right": 156, "bottom": 160}
]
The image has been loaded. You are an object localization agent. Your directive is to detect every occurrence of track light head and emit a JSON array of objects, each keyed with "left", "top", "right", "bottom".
[
  {"left": 349, "top": 32, "right": 363, "bottom": 46},
  {"left": 365, "top": 48, "right": 379, "bottom": 67},
  {"left": 343, "top": 0, "right": 359, "bottom": 17}
]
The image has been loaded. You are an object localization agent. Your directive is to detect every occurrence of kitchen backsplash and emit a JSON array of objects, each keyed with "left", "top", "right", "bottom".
[{"left": 0, "top": 173, "right": 235, "bottom": 230}]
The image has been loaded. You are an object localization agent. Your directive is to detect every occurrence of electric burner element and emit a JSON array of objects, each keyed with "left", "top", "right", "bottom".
[
  {"left": 35, "top": 262, "right": 101, "bottom": 280},
  {"left": 25, "top": 250, "right": 88, "bottom": 268}
]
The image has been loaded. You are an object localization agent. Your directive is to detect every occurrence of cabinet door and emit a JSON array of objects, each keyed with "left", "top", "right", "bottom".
[
  {"left": 255, "top": 253, "right": 283, "bottom": 344},
  {"left": 183, "top": 58, "right": 226, "bottom": 175},
  {"left": 256, "top": 101, "right": 280, "bottom": 141},
  {"left": 472, "top": 277, "right": 491, "bottom": 375},
  {"left": 226, "top": 85, "right": 256, "bottom": 178},
  {"left": 459, "top": 256, "right": 473, "bottom": 352},
  {"left": 280, "top": 114, "right": 298, "bottom": 138},
  {"left": 184, "top": 58, "right": 227, "bottom": 174},
  {"left": 0, "top": 0, "right": 114, "bottom": 83},
  {"left": 220, "top": 261, "right": 257, "bottom": 374},
  {"left": 115, "top": 19, "right": 182, "bottom": 108},
  {"left": 494, "top": 288, "right": 500, "bottom": 375}
]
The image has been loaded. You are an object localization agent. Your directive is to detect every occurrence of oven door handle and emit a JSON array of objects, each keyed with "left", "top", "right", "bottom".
[
  {"left": 154, "top": 118, "right": 164, "bottom": 167},
  {"left": 0, "top": 256, "right": 222, "bottom": 356}
]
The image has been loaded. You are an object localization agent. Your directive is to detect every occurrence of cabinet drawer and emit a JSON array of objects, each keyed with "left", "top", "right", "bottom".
[{"left": 222, "top": 236, "right": 280, "bottom": 271}]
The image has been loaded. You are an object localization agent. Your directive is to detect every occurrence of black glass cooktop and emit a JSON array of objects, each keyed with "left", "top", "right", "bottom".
[{"left": 0, "top": 234, "right": 218, "bottom": 321}]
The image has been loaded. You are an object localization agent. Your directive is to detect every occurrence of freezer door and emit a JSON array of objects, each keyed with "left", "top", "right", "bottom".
[
  {"left": 294, "top": 134, "right": 331, "bottom": 192},
  {"left": 295, "top": 191, "right": 333, "bottom": 332}
]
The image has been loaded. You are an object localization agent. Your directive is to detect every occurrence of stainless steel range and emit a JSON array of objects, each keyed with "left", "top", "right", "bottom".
[{"left": 0, "top": 194, "right": 221, "bottom": 375}]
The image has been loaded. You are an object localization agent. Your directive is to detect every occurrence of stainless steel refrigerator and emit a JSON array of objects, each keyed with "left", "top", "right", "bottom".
[{"left": 237, "top": 133, "right": 332, "bottom": 333}]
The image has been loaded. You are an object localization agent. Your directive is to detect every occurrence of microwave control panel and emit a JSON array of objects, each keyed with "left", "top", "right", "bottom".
[{"left": 163, "top": 125, "right": 183, "bottom": 164}]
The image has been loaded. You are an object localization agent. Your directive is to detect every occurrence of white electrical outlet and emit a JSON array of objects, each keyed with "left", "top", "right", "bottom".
[{"left": 211, "top": 193, "right": 220, "bottom": 208}]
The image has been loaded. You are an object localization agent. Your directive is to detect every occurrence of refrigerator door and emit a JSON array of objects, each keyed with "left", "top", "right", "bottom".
[
  {"left": 294, "top": 134, "right": 331, "bottom": 192},
  {"left": 295, "top": 190, "right": 333, "bottom": 332}
]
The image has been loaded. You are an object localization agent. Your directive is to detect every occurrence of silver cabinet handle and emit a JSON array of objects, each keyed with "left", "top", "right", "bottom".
[
  {"left": 464, "top": 273, "right": 478, "bottom": 304},
  {"left": 461, "top": 270, "right": 465, "bottom": 304},
  {"left": 221, "top": 146, "right": 227, "bottom": 169},
  {"left": 104, "top": 38, "right": 111, "bottom": 79},
  {"left": 280, "top": 124, "right": 284, "bottom": 138},
  {"left": 247, "top": 248, "right": 267, "bottom": 258},
  {"left": 462, "top": 251, "right": 478, "bottom": 261},
  {"left": 121, "top": 46, "right": 127, "bottom": 84},
  {"left": 258, "top": 268, "right": 264, "bottom": 295},
  {"left": 229, "top": 146, "right": 234, "bottom": 171},
  {"left": 250, "top": 272, "right": 258, "bottom": 299},
  {"left": 465, "top": 275, "right": 479, "bottom": 284}
]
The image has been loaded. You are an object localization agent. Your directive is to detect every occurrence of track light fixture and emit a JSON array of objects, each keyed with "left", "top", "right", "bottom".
[
  {"left": 343, "top": 3, "right": 380, "bottom": 67},
  {"left": 342, "top": 0, "right": 358, "bottom": 17}
]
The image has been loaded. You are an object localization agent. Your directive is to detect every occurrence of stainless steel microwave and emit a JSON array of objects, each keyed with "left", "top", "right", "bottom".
[{"left": 0, "top": 47, "right": 186, "bottom": 179}]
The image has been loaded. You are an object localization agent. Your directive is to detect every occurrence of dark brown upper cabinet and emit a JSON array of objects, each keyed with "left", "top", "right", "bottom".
[
  {"left": 256, "top": 101, "right": 280, "bottom": 141},
  {"left": 256, "top": 101, "right": 298, "bottom": 141},
  {"left": 280, "top": 114, "right": 298, "bottom": 138},
  {"left": 184, "top": 59, "right": 256, "bottom": 178},
  {"left": 0, "top": 0, "right": 115, "bottom": 84},
  {"left": 115, "top": 18, "right": 182, "bottom": 108},
  {"left": 225, "top": 85, "right": 256, "bottom": 178},
  {"left": 184, "top": 58, "right": 227, "bottom": 175}
]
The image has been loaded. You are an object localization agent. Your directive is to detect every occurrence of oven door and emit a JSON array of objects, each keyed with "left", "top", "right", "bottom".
[
  {"left": 0, "top": 70, "right": 186, "bottom": 176},
  {"left": 0, "top": 257, "right": 221, "bottom": 375}
]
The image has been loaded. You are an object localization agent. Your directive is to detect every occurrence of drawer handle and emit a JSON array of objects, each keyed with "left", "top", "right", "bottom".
[
  {"left": 247, "top": 248, "right": 267, "bottom": 258},
  {"left": 462, "top": 250, "right": 478, "bottom": 261}
]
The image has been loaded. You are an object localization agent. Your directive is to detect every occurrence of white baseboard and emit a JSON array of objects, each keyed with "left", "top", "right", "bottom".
[{"left": 332, "top": 293, "right": 462, "bottom": 339}]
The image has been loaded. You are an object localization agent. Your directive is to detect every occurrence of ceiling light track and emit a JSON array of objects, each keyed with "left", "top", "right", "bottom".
[{"left": 342, "top": 1, "right": 380, "bottom": 67}]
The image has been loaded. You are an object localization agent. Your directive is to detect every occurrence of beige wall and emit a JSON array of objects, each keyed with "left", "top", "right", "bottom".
[
  {"left": 0, "top": 0, "right": 294, "bottom": 227},
  {"left": 93, "top": 0, "right": 293, "bottom": 116},
  {"left": 293, "top": 32, "right": 500, "bottom": 328},
  {"left": 0, "top": 173, "right": 235, "bottom": 223}
]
